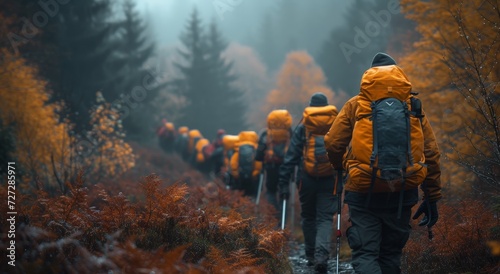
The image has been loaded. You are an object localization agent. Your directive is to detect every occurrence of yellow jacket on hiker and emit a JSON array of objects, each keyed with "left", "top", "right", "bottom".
[{"left": 324, "top": 65, "right": 442, "bottom": 202}]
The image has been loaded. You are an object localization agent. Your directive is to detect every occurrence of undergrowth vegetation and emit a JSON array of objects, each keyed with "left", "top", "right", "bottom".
[{"left": 0, "top": 154, "right": 292, "bottom": 274}]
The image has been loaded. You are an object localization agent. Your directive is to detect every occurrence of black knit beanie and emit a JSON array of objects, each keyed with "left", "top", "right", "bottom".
[
  {"left": 371, "top": 52, "right": 397, "bottom": 67},
  {"left": 309, "top": 92, "right": 328, "bottom": 107}
]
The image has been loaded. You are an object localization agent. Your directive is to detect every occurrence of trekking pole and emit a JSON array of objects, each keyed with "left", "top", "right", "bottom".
[
  {"left": 255, "top": 170, "right": 265, "bottom": 205},
  {"left": 334, "top": 169, "right": 344, "bottom": 274},
  {"left": 281, "top": 198, "right": 287, "bottom": 230},
  {"left": 289, "top": 166, "right": 297, "bottom": 234}
]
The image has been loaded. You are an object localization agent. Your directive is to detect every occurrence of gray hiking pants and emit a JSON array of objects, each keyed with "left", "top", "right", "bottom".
[
  {"left": 298, "top": 174, "right": 337, "bottom": 264},
  {"left": 346, "top": 204, "right": 412, "bottom": 274}
]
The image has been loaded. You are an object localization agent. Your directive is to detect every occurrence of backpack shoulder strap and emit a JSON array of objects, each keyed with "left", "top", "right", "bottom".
[{"left": 410, "top": 95, "right": 425, "bottom": 123}]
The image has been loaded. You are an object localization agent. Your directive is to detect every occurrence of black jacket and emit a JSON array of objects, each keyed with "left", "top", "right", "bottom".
[
  {"left": 278, "top": 123, "right": 337, "bottom": 194},
  {"left": 255, "top": 128, "right": 293, "bottom": 168},
  {"left": 254, "top": 130, "right": 268, "bottom": 162},
  {"left": 278, "top": 124, "right": 306, "bottom": 191}
]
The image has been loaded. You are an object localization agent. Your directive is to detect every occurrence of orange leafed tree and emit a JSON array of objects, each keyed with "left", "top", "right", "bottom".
[
  {"left": 400, "top": 0, "right": 500, "bottom": 196},
  {"left": 262, "top": 51, "right": 337, "bottom": 120},
  {"left": 0, "top": 49, "right": 135, "bottom": 191}
]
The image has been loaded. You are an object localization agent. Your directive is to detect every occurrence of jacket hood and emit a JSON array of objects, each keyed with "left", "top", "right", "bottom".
[{"left": 360, "top": 65, "right": 412, "bottom": 101}]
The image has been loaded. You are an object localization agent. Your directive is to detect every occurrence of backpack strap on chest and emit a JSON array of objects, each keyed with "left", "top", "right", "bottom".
[{"left": 410, "top": 96, "right": 424, "bottom": 123}]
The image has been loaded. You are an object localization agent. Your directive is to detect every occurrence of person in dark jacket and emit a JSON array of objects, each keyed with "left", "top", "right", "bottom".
[
  {"left": 157, "top": 119, "right": 176, "bottom": 153},
  {"left": 255, "top": 127, "right": 292, "bottom": 211},
  {"left": 211, "top": 129, "right": 226, "bottom": 177},
  {"left": 325, "top": 52, "right": 442, "bottom": 274},
  {"left": 174, "top": 126, "right": 190, "bottom": 160},
  {"left": 279, "top": 92, "right": 338, "bottom": 274}
]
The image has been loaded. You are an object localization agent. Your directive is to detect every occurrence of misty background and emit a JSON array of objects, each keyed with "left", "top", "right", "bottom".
[
  {"left": 1, "top": 0, "right": 414, "bottom": 143},
  {"left": 137, "top": 0, "right": 348, "bottom": 54},
  {"left": 138, "top": 0, "right": 412, "bottom": 133}
]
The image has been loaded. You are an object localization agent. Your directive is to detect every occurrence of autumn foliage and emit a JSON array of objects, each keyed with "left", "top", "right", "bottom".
[
  {"left": 263, "top": 51, "right": 340, "bottom": 120},
  {"left": 0, "top": 50, "right": 136, "bottom": 193},
  {"left": 403, "top": 199, "right": 499, "bottom": 274},
  {"left": 83, "top": 92, "right": 135, "bottom": 181},
  {"left": 2, "top": 1, "right": 500, "bottom": 272},
  {"left": 400, "top": 0, "right": 500, "bottom": 195},
  {"left": 0, "top": 173, "right": 291, "bottom": 273},
  {"left": 0, "top": 45, "right": 291, "bottom": 273},
  {"left": 0, "top": 50, "right": 71, "bottom": 190}
]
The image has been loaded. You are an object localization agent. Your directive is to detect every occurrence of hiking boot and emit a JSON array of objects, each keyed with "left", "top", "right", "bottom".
[
  {"left": 306, "top": 256, "right": 315, "bottom": 267},
  {"left": 314, "top": 263, "right": 328, "bottom": 273}
]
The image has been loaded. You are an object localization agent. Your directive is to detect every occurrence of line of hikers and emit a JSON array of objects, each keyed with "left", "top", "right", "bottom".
[
  {"left": 156, "top": 121, "right": 226, "bottom": 177},
  {"left": 156, "top": 52, "right": 442, "bottom": 274},
  {"left": 157, "top": 117, "right": 285, "bottom": 201}
]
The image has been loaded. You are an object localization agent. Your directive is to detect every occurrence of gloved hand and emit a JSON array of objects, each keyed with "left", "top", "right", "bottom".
[
  {"left": 279, "top": 183, "right": 290, "bottom": 200},
  {"left": 412, "top": 200, "right": 438, "bottom": 228}
]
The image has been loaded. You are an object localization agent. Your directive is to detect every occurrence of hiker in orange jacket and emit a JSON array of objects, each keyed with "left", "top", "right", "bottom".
[
  {"left": 324, "top": 52, "right": 442, "bottom": 274},
  {"left": 255, "top": 110, "right": 293, "bottom": 211},
  {"left": 278, "top": 93, "right": 339, "bottom": 273}
]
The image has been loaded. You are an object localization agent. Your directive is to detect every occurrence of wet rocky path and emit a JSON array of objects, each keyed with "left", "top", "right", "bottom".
[{"left": 288, "top": 243, "right": 355, "bottom": 274}]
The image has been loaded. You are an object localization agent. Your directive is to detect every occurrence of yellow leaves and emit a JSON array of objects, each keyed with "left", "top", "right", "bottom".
[
  {"left": 84, "top": 94, "right": 135, "bottom": 179},
  {"left": 0, "top": 48, "right": 71, "bottom": 186},
  {"left": 400, "top": 0, "right": 500, "bottom": 191},
  {"left": 262, "top": 51, "right": 336, "bottom": 118}
]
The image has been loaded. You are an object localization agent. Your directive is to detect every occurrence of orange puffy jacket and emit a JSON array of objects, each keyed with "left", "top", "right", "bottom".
[{"left": 324, "top": 65, "right": 442, "bottom": 202}]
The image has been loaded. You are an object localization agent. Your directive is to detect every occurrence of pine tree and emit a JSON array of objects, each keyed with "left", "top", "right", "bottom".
[
  {"left": 174, "top": 9, "right": 211, "bottom": 136},
  {"left": 56, "top": 0, "right": 123, "bottom": 132},
  {"left": 174, "top": 10, "right": 246, "bottom": 136},
  {"left": 0, "top": 0, "right": 62, "bottom": 98},
  {"left": 112, "top": 0, "right": 160, "bottom": 141},
  {"left": 206, "top": 21, "right": 246, "bottom": 135}
]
